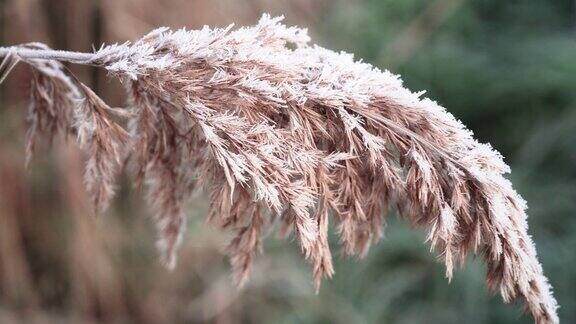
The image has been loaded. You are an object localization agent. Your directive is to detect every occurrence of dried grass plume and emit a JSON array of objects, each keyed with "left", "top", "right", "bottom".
[{"left": 0, "top": 14, "right": 559, "bottom": 324}]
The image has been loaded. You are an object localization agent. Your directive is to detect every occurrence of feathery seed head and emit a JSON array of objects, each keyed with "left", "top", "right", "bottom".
[{"left": 6, "top": 14, "right": 558, "bottom": 324}]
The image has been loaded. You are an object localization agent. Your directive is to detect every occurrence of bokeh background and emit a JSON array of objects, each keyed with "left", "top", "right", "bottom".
[{"left": 0, "top": 0, "right": 574, "bottom": 323}]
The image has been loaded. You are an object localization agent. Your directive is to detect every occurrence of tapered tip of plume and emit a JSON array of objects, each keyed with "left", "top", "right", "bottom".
[
  {"left": 155, "top": 210, "right": 186, "bottom": 270},
  {"left": 426, "top": 204, "right": 458, "bottom": 281},
  {"left": 157, "top": 240, "right": 179, "bottom": 270}
]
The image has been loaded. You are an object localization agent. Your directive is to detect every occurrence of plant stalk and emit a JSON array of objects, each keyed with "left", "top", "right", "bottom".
[{"left": 0, "top": 46, "right": 94, "bottom": 63}]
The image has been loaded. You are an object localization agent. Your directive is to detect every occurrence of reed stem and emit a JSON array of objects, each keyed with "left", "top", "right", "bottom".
[{"left": 0, "top": 46, "right": 94, "bottom": 63}]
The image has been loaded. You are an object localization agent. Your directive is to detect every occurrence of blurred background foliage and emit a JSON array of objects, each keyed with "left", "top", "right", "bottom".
[{"left": 0, "top": 0, "right": 574, "bottom": 323}]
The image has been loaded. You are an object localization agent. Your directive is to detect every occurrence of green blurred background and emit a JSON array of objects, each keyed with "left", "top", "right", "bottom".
[{"left": 0, "top": 0, "right": 574, "bottom": 323}]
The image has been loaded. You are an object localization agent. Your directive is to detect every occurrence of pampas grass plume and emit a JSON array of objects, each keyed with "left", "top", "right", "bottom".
[{"left": 0, "top": 14, "right": 559, "bottom": 324}]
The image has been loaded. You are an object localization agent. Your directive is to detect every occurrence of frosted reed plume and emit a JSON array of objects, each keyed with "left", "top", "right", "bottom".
[{"left": 0, "top": 14, "right": 558, "bottom": 323}]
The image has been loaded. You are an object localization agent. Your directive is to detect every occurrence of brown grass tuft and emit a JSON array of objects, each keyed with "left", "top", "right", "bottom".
[{"left": 0, "top": 14, "right": 559, "bottom": 324}]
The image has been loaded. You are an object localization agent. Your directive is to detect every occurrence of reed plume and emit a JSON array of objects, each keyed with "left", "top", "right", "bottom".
[{"left": 0, "top": 14, "right": 558, "bottom": 323}]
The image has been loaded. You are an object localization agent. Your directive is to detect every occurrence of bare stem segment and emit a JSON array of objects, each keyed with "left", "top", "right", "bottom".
[{"left": 0, "top": 46, "right": 94, "bottom": 63}]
